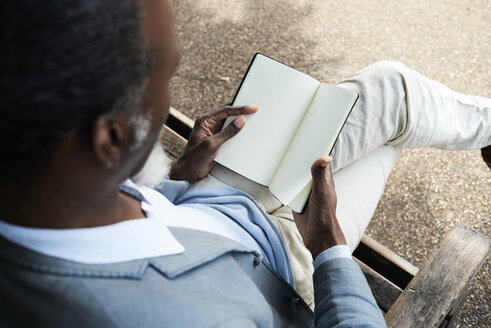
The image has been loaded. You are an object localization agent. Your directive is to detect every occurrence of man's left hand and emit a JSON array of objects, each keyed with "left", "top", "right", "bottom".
[
  {"left": 169, "top": 105, "right": 258, "bottom": 183},
  {"left": 292, "top": 156, "right": 347, "bottom": 259}
]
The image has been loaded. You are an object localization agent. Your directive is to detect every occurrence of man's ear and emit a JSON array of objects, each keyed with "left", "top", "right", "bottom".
[{"left": 92, "top": 115, "right": 127, "bottom": 169}]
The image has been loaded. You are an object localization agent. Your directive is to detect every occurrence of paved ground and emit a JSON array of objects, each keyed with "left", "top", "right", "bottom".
[{"left": 171, "top": 0, "right": 490, "bottom": 326}]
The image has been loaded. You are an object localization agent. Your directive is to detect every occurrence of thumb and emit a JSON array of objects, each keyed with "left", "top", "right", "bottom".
[
  {"left": 212, "top": 116, "right": 246, "bottom": 146},
  {"left": 311, "top": 156, "right": 333, "bottom": 190}
]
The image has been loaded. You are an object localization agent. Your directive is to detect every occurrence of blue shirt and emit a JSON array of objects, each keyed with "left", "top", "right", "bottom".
[{"left": 152, "top": 178, "right": 295, "bottom": 286}]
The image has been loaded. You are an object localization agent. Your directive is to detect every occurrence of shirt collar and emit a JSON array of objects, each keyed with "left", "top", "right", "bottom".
[{"left": 0, "top": 182, "right": 184, "bottom": 264}]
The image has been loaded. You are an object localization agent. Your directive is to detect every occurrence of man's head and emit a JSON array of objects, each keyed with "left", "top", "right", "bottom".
[{"left": 0, "top": 0, "right": 179, "bottom": 190}]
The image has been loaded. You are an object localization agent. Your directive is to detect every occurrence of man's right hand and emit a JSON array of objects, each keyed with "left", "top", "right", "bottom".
[
  {"left": 169, "top": 105, "right": 258, "bottom": 183},
  {"left": 292, "top": 156, "right": 347, "bottom": 259}
]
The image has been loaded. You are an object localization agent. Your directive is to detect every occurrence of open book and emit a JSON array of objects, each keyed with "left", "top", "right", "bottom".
[{"left": 215, "top": 54, "right": 358, "bottom": 212}]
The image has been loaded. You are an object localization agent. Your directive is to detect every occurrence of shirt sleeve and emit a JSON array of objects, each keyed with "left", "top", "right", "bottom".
[{"left": 313, "top": 245, "right": 352, "bottom": 270}]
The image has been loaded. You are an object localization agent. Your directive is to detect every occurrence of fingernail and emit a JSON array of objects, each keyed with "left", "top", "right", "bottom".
[
  {"left": 249, "top": 106, "right": 259, "bottom": 111},
  {"left": 234, "top": 116, "right": 246, "bottom": 128},
  {"left": 320, "top": 156, "right": 333, "bottom": 168}
]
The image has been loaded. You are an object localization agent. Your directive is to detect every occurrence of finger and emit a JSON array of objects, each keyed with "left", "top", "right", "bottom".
[
  {"left": 311, "top": 156, "right": 334, "bottom": 191},
  {"left": 209, "top": 105, "right": 258, "bottom": 121},
  {"left": 210, "top": 116, "right": 246, "bottom": 146}
]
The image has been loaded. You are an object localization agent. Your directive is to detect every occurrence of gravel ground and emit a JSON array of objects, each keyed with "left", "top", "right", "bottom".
[{"left": 171, "top": 0, "right": 490, "bottom": 326}]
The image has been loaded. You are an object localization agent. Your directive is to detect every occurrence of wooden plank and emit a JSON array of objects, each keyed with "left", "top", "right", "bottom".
[
  {"left": 161, "top": 125, "right": 187, "bottom": 159},
  {"left": 353, "top": 236, "right": 417, "bottom": 289},
  {"left": 354, "top": 257, "right": 403, "bottom": 312},
  {"left": 441, "top": 285, "right": 470, "bottom": 328},
  {"left": 384, "top": 223, "right": 490, "bottom": 328},
  {"left": 169, "top": 106, "right": 194, "bottom": 129},
  {"left": 166, "top": 107, "right": 194, "bottom": 139},
  {"left": 361, "top": 235, "right": 419, "bottom": 277}
]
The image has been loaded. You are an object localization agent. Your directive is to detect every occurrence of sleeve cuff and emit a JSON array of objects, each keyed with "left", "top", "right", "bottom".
[{"left": 313, "top": 245, "right": 352, "bottom": 270}]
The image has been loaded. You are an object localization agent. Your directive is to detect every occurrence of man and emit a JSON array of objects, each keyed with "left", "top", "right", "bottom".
[{"left": 0, "top": 0, "right": 489, "bottom": 327}]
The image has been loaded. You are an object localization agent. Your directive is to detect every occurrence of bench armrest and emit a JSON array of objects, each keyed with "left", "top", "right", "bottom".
[{"left": 384, "top": 223, "right": 490, "bottom": 327}]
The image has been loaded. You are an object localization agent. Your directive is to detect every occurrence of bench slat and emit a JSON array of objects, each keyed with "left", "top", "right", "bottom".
[
  {"left": 360, "top": 235, "right": 419, "bottom": 277},
  {"left": 384, "top": 223, "right": 490, "bottom": 327},
  {"left": 161, "top": 125, "right": 187, "bottom": 159}
]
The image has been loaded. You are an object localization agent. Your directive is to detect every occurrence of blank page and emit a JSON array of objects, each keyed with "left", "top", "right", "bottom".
[
  {"left": 270, "top": 84, "right": 358, "bottom": 211},
  {"left": 214, "top": 54, "right": 320, "bottom": 186}
]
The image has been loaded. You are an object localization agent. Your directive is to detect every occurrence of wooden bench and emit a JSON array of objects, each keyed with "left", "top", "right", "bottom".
[{"left": 162, "top": 107, "right": 491, "bottom": 328}]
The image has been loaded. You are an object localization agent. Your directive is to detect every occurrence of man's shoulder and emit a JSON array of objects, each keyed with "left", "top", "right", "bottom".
[{"left": 0, "top": 229, "right": 308, "bottom": 327}]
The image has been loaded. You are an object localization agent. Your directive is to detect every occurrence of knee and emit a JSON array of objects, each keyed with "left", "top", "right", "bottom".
[{"left": 361, "top": 60, "right": 408, "bottom": 85}]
